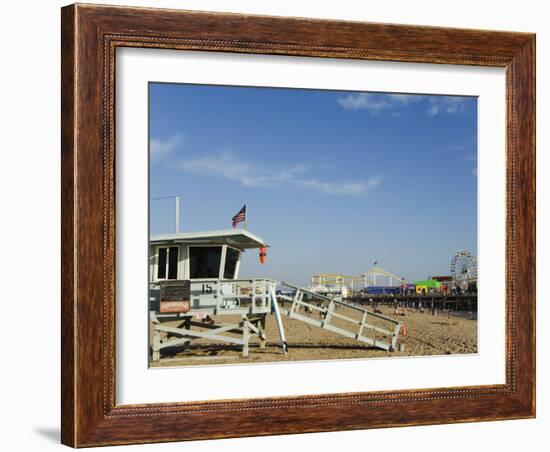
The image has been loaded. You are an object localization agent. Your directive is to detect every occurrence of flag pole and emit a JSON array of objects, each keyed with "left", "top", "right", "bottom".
[{"left": 244, "top": 203, "right": 248, "bottom": 230}]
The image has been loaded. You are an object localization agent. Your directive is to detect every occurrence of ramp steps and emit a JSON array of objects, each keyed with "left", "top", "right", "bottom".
[{"left": 280, "top": 281, "right": 402, "bottom": 352}]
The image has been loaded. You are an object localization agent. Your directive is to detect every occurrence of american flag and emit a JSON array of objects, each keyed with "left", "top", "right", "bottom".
[{"left": 232, "top": 205, "right": 247, "bottom": 228}]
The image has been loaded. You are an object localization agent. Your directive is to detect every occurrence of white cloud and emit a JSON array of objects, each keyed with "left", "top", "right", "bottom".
[
  {"left": 298, "top": 177, "right": 381, "bottom": 195},
  {"left": 442, "top": 144, "right": 467, "bottom": 152},
  {"left": 181, "top": 151, "right": 380, "bottom": 196},
  {"left": 386, "top": 94, "right": 418, "bottom": 105},
  {"left": 336, "top": 92, "right": 422, "bottom": 113},
  {"left": 150, "top": 133, "right": 183, "bottom": 160},
  {"left": 337, "top": 93, "right": 470, "bottom": 117},
  {"left": 427, "top": 97, "right": 467, "bottom": 116},
  {"left": 441, "top": 137, "right": 477, "bottom": 162},
  {"left": 337, "top": 93, "right": 392, "bottom": 112},
  {"left": 440, "top": 140, "right": 477, "bottom": 176}
]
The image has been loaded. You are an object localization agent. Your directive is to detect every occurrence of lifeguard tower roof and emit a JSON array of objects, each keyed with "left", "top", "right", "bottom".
[{"left": 150, "top": 229, "right": 267, "bottom": 250}]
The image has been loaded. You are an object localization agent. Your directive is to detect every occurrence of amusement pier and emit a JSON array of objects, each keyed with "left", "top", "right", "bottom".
[{"left": 309, "top": 252, "right": 478, "bottom": 314}]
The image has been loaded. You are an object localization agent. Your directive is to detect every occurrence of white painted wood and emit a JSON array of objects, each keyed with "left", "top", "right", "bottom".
[{"left": 269, "top": 285, "right": 288, "bottom": 354}]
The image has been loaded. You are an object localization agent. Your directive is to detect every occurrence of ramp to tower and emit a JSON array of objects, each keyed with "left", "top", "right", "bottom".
[{"left": 279, "top": 282, "right": 402, "bottom": 352}]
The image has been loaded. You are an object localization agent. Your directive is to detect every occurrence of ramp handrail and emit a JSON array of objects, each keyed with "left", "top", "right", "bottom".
[{"left": 278, "top": 281, "right": 402, "bottom": 351}]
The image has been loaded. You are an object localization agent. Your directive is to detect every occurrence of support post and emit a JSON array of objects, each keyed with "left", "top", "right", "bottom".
[
  {"left": 259, "top": 314, "right": 267, "bottom": 349},
  {"left": 322, "top": 301, "right": 334, "bottom": 328},
  {"left": 358, "top": 311, "right": 367, "bottom": 338},
  {"left": 175, "top": 195, "right": 180, "bottom": 233},
  {"left": 290, "top": 288, "right": 300, "bottom": 314},
  {"left": 252, "top": 279, "right": 256, "bottom": 314},
  {"left": 183, "top": 316, "right": 191, "bottom": 351},
  {"left": 242, "top": 316, "right": 250, "bottom": 357},
  {"left": 391, "top": 322, "right": 402, "bottom": 351},
  {"left": 152, "top": 328, "right": 161, "bottom": 362},
  {"left": 270, "top": 285, "right": 288, "bottom": 354}
]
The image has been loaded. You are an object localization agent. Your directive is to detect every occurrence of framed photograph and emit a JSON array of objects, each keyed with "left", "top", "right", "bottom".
[{"left": 61, "top": 3, "right": 535, "bottom": 447}]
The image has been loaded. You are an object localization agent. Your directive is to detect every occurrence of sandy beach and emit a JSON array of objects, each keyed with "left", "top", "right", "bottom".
[{"left": 150, "top": 304, "right": 477, "bottom": 367}]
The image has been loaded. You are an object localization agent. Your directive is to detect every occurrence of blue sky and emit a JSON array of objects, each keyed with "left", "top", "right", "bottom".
[{"left": 149, "top": 83, "right": 477, "bottom": 286}]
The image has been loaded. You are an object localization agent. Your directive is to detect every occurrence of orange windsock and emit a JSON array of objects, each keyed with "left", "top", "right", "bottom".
[{"left": 259, "top": 247, "right": 267, "bottom": 264}]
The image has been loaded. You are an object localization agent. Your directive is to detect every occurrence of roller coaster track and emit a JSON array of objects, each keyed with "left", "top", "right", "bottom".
[
  {"left": 361, "top": 267, "right": 407, "bottom": 287},
  {"left": 312, "top": 267, "right": 408, "bottom": 288}
]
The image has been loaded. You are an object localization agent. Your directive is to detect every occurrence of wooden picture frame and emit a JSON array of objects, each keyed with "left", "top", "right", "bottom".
[{"left": 61, "top": 3, "right": 535, "bottom": 447}]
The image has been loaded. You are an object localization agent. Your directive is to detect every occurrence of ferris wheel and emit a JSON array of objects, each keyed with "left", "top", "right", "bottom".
[{"left": 451, "top": 250, "right": 477, "bottom": 288}]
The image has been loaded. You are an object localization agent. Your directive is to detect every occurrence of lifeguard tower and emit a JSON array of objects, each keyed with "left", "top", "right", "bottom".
[{"left": 149, "top": 228, "right": 288, "bottom": 361}]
